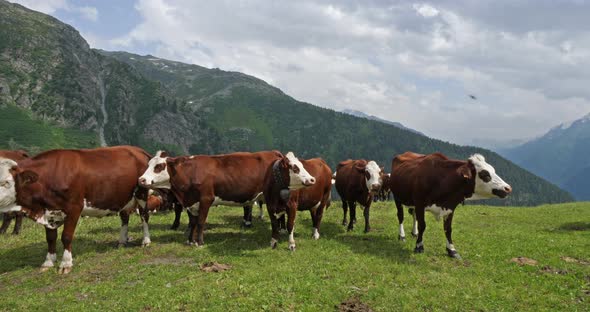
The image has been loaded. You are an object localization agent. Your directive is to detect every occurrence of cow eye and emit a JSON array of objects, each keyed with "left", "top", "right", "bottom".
[
  {"left": 365, "top": 171, "right": 371, "bottom": 179},
  {"left": 0, "top": 181, "right": 8, "bottom": 188},
  {"left": 478, "top": 170, "right": 492, "bottom": 183},
  {"left": 154, "top": 163, "right": 167, "bottom": 173},
  {"left": 292, "top": 165, "right": 300, "bottom": 174}
]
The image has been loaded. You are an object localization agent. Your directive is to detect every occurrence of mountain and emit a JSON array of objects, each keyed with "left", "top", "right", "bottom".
[
  {"left": 501, "top": 114, "right": 590, "bottom": 200},
  {"left": 341, "top": 109, "right": 424, "bottom": 136},
  {"left": 0, "top": 0, "right": 573, "bottom": 206}
]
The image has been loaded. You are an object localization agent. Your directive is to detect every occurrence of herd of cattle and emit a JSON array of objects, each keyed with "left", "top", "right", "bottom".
[{"left": 0, "top": 146, "right": 512, "bottom": 274}]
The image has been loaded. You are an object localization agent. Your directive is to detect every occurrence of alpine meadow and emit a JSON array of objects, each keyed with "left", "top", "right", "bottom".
[{"left": 0, "top": 1, "right": 589, "bottom": 311}]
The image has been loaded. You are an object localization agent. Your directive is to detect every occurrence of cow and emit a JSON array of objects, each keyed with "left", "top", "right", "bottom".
[
  {"left": 389, "top": 152, "right": 512, "bottom": 259},
  {"left": 334, "top": 159, "right": 382, "bottom": 233},
  {"left": 0, "top": 146, "right": 152, "bottom": 274},
  {"left": 137, "top": 150, "right": 309, "bottom": 247},
  {"left": 264, "top": 156, "right": 332, "bottom": 250},
  {"left": 0, "top": 150, "right": 29, "bottom": 235},
  {"left": 145, "top": 188, "right": 184, "bottom": 230},
  {"left": 377, "top": 172, "right": 391, "bottom": 202}
]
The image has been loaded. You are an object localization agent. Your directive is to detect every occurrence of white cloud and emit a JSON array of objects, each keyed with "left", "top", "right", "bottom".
[
  {"left": 96, "top": 0, "right": 590, "bottom": 144},
  {"left": 11, "top": 0, "right": 98, "bottom": 21}
]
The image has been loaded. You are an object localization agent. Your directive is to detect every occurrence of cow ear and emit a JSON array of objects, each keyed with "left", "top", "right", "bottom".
[
  {"left": 17, "top": 170, "right": 38, "bottom": 185},
  {"left": 354, "top": 160, "right": 367, "bottom": 172},
  {"left": 280, "top": 156, "right": 289, "bottom": 169},
  {"left": 457, "top": 165, "right": 472, "bottom": 180}
]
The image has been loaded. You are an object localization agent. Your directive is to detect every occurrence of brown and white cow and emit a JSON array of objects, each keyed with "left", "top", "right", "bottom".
[
  {"left": 389, "top": 152, "right": 512, "bottom": 259},
  {"left": 264, "top": 155, "right": 331, "bottom": 250},
  {"left": 334, "top": 159, "right": 382, "bottom": 233},
  {"left": 0, "top": 146, "right": 151, "bottom": 274},
  {"left": 0, "top": 150, "right": 29, "bottom": 235},
  {"left": 138, "top": 150, "right": 313, "bottom": 247}
]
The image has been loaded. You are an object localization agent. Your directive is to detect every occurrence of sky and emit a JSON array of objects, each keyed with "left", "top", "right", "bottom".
[{"left": 10, "top": 0, "right": 590, "bottom": 147}]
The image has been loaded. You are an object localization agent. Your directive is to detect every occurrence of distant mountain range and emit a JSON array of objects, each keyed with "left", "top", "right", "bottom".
[
  {"left": 340, "top": 109, "right": 425, "bottom": 136},
  {"left": 0, "top": 0, "right": 574, "bottom": 206},
  {"left": 500, "top": 114, "right": 590, "bottom": 200}
]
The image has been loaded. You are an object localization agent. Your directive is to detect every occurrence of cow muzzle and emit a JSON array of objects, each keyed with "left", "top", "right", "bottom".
[
  {"left": 303, "top": 177, "right": 316, "bottom": 186},
  {"left": 492, "top": 185, "right": 512, "bottom": 198},
  {"left": 371, "top": 183, "right": 381, "bottom": 192},
  {"left": 138, "top": 177, "right": 150, "bottom": 187}
]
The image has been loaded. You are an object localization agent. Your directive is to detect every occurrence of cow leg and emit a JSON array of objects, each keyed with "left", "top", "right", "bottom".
[
  {"left": 170, "top": 203, "right": 182, "bottom": 230},
  {"left": 414, "top": 207, "right": 426, "bottom": 254},
  {"left": 186, "top": 203, "right": 199, "bottom": 246},
  {"left": 58, "top": 212, "right": 81, "bottom": 274},
  {"left": 444, "top": 213, "right": 461, "bottom": 259},
  {"left": 196, "top": 199, "right": 213, "bottom": 246},
  {"left": 242, "top": 205, "right": 253, "bottom": 228},
  {"left": 311, "top": 202, "right": 326, "bottom": 240},
  {"left": 139, "top": 207, "right": 151, "bottom": 247},
  {"left": 395, "top": 199, "right": 406, "bottom": 241},
  {"left": 267, "top": 203, "right": 281, "bottom": 249},
  {"left": 341, "top": 200, "right": 348, "bottom": 226},
  {"left": 40, "top": 227, "right": 58, "bottom": 272},
  {"left": 278, "top": 213, "right": 287, "bottom": 234},
  {"left": 12, "top": 212, "right": 23, "bottom": 235},
  {"left": 363, "top": 204, "right": 371, "bottom": 233},
  {"left": 118, "top": 211, "right": 130, "bottom": 247},
  {"left": 287, "top": 204, "right": 297, "bottom": 251},
  {"left": 0, "top": 213, "right": 11, "bottom": 234},
  {"left": 410, "top": 207, "right": 418, "bottom": 237},
  {"left": 347, "top": 201, "right": 356, "bottom": 231},
  {"left": 257, "top": 201, "right": 264, "bottom": 220}
]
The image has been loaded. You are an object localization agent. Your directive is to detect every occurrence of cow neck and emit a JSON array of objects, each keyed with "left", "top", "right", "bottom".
[
  {"left": 272, "top": 160, "right": 289, "bottom": 190},
  {"left": 464, "top": 162, "right": 477, "bottom": 199}
]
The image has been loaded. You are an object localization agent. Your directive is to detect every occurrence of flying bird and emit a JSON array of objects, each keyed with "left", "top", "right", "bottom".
[{"left": 468, "top": 94, "right": 477, "bottom": 100}]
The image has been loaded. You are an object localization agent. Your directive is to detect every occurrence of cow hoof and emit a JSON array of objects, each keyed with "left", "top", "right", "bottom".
[
  {"left": 289, "top": 244, "right": 296, "bottom": 251},
  {"left": 117, "top": 243, "right": 126, "bottom": 248},
  {"left": 279, "top": 229, "right": 288, "bottom": 234},
  {"left": 142, "top": 238, "right": 151, "bottom": 247},
  {"left": 312, "top": 233, "right": 320, "bottom": 240},
  {"left": 414, "top": 245, "right": 424, "bottom": 253},
  {"left": 186, "top": 240, "right": 198, "bottom": 247},
  {"left": 411, "top": 233, "right": 418, "bottom": 238},
  {"left": 346, "top": 227, "right": 354, "bottom": 232},
  {"left": 364, "top": 228, "right": 371, "bottom": 233},
  {"left": 170, "top": 225, "right": 179, "bottom": 230},
  {"left": 447, "top": 248, "right": 462, "bottom": 260},
  {"left": 39, "top": 266, "right": 52, "bottom": 272},
  {"left": 398, "top": 235, "right": 406, "bottom": 242},
  {"left": 271, "top": 240, "right": 278, "bottom": 249},
  {"left": 58, "top": 267, "right": 72, "bottom": 275},
  {"left": 342, "top": 220, "right": 347, "bottom": 226},
  {"left": 242, "top": 222, "right": 253, "bottom": 229}
]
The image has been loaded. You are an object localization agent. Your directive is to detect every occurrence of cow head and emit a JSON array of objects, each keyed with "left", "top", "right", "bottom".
[
  {"left": 355, "top": 160, "right": 382, "bottom": 193},
  {"left": 283, "top": 152, "right": 315, "bottom": 189},
  {"left": 0, "top": 158, "right": 18, "bottom": 211},
  {"left": 465, "top": 154, "right": 512, "bottom": 200},
  {"left": 138, "top": 151, "right": 171, "bottom": 189}
]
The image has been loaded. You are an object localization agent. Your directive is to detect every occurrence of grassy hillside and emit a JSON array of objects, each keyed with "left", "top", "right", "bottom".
[
  {"left": 0, "top": 202, "right": 588, "bottom": 311},
  {"left": 0, "top": 104, "right": 98, "bottom": 152}
]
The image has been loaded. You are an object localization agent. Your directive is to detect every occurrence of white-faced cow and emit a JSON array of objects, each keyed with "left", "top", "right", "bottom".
[
  {"left": 0, "top": 150, "right": 29, "bottom": 235},
  {"left": 389, "top": 152, "right": 512, "bottom": 259},
  {"left": 334, "top": 159, "right": 382, "bottom": 233},
  {"left": 263, "top": 154, "right": 331, "bottom": 250},
  {"left": 0, "top": 146, "right": 152, "bottom": 274},
  {"left": 138, "top": 150, "right": 301, "bottom": 247}
]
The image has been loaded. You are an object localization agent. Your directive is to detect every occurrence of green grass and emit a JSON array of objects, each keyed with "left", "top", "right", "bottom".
[{"left": 0, "top": 202, "right": 589, "bottom": 311}]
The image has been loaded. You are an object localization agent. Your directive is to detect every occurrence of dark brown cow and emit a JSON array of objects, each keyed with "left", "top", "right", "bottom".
[
  {"left": 389, "top": 152, "right": 512, "bottom": 259},
  {"left": 138, "top": 151, "right": 315, "bottom": 247},
  {"left": 263, "top": 154, "right": 330, "bottom": 250},
  {"left": 0, "top": 146, "right": 151, "bottom": 274},
  {"left": 376, "top": 172, "right": 391, "bottom": 202},
  {"left": 0, "top": 150, "right": 28, "bottom": 235},
  {"left": 334, "top": 159, "right": 382, "bottom": 233},
  {"left": 145, "top": 188, "right": 184, "bottom": 230}
]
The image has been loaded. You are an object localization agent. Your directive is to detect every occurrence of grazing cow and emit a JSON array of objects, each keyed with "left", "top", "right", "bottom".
[
  {"left": 389, "top": 152, "right": 512, "bottom": 259},
  {"left": 138, "top": 150, "right": 300, "bottom": 247},
  {"left": 334, "top": 159, "right": 382, "bottom": 233},
  {"left": 265, "top": 156, "right": 332, "bottom": 250},
  {"left": 0, "top": 146, "right": 151, "bottom": 274},
  {"left": 145, "top": 188, "right": 184, "bottom": 230},
  {"left": 377, "top": 172, "right": 391, "bottom": 202},
  {"left": 0, "top": 150, "right": 29, "bottom": 235}
]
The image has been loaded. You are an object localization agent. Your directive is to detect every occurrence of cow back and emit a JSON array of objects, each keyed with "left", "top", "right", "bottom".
[
  {"left": 293, "top": 158, "right": 332, "bottom": 209},
  {"left": 334, "top": 159, "right": 368, "bottom": 203}
]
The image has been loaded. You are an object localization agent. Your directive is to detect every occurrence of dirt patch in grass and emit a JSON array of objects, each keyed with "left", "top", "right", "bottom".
[
  {"left": 199, "top": 262, "right": 231, "bottom": 273},
  {"left": 141, "top": 255, "right": 194, "bottom": 266},
  {"left": 540, "top": 265, "right": 568, "bottom": 275},
  {"left": 511, "top": 257, "right": 538, "bottom": 266},
  {"left": 561, "top": 256, "right": 590, "bottom": 266},
  {"left": 338, "top": 297, "right": 373, "bottom": 312}
]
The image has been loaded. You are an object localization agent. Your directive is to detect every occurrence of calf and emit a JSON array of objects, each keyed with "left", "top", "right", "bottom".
[
  {"left": 138, "top": 150, "right": 302, "bottom": 247},
  {"left": 263, "top": 153, "right": 330, "bottom": 250},
  {"left": 334, "top": 159, "right": 382, "bottom": 232},
  {"left": 0, "top": 150, "right": 28, "bottom": 235},
  {"left": 389, "top": 152, "right": 512, "bottom": 259},
  {"left": 0, "top": 146, "right": 151, "bottom": 274}
]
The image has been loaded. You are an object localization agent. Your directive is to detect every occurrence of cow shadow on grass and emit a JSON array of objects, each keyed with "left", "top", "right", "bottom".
[
  {"left": 0, "top": 235, "right": 119, "bottom": 274},
  {"left": 555, "top": 222, "right": 590, "bottom": 232}
]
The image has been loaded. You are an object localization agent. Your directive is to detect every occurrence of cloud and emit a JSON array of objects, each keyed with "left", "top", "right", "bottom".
[
  {"left": 94, "top": 1, "right": 590, "bottom": 144},
  {"left": 11, "top": 0, "right": 98, "bottom": 21}
]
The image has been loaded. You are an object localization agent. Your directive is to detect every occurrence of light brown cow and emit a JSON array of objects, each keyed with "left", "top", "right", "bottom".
[
  {"left": 0, "top": 146, "right": 151, "bottom": 274},
  {"left": 263, "top": 155, "right": 331, "bottom": 250}
]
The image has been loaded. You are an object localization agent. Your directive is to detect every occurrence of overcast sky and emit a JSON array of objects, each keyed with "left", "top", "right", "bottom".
[{"left": 11, "top": 0, "right": 590, "bottom": 146}]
